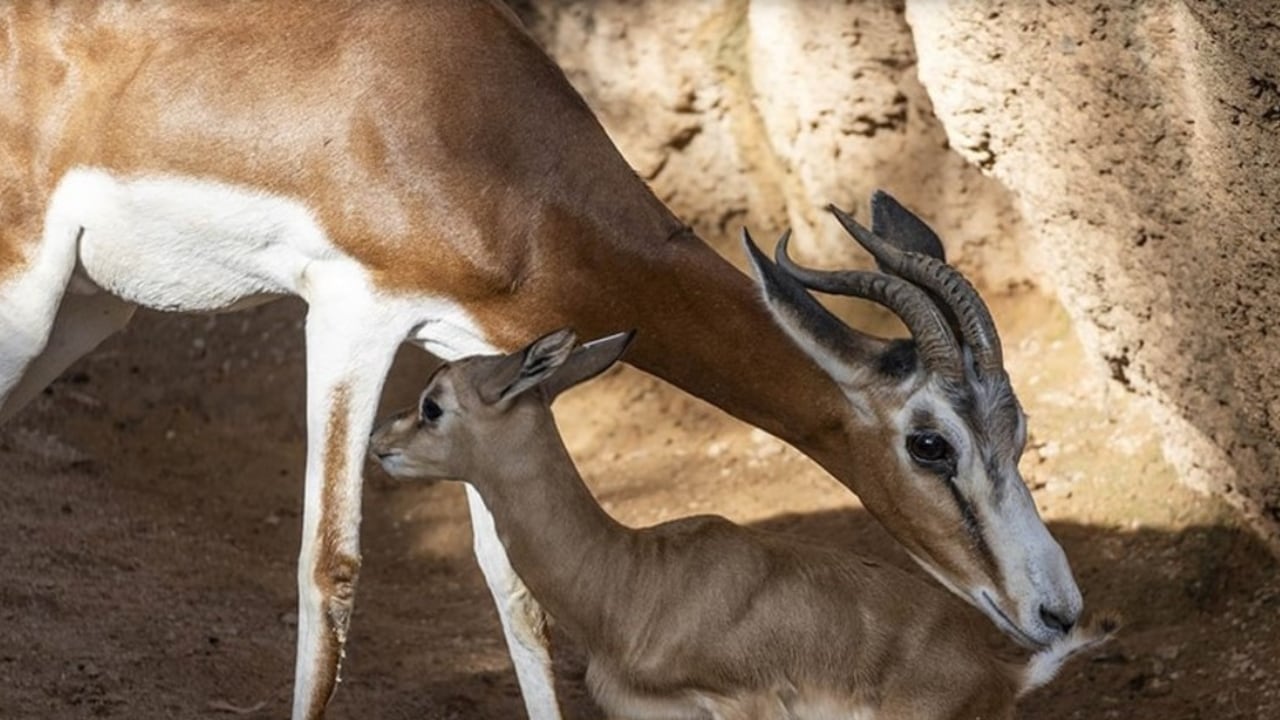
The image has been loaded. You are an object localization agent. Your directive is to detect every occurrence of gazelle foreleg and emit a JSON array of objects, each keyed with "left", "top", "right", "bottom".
[
  {"left": 465, "top": 486, "right": 563, "bottom": 719},
  {"left": 292, "top": 284, "right": 402, "bottom": 720}
]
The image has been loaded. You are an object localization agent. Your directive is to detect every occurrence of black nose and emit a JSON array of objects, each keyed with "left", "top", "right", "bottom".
[{"left": 1039, "top": 604, "right": 1077, "bottom": 635}]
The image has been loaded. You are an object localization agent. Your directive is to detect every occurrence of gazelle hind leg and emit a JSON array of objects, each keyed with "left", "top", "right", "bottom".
[
  {"left": 0, "top": 290, "right": 135, "bottom": 422},
  {"left": 0, "top": 212, "right": 91, "bottom": 421},
  {"left": 466, "top": 486, "right": 563, "bottom": 720},
  {"left": 291, "top": 286, "right": 403, "bottom": 720}
]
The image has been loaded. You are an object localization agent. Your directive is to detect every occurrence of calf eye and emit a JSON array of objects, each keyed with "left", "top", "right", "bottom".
[
  {"left": 420, "top": 396, "right": 443, "bottom": 422},
  {"left": 907, "top": 431, "right": 954, "bottom": 468}
]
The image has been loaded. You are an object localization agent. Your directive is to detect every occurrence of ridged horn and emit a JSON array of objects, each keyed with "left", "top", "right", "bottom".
[
  {"left": 773, "top": 231, "right": 964, "bottom": 382},
  {"left": 829, "top": 198, "right": 1004, "bottom": 376}
]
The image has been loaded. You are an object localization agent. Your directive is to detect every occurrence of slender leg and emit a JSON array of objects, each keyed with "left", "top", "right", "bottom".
[
  {"left": 291, "top": 293, "right": 401, "bottom": 720},
  {"left": 0, "top": 213, "right": 101, "bottom": 422},
  {"left": 0, "top": 267, "right": 65, "bottom": 419},
  {"left": 465, "top": 486, "right": 563, "bottom": 719},
  {"left": 0, "top": 290, "right": 135, "bottom": 421}
]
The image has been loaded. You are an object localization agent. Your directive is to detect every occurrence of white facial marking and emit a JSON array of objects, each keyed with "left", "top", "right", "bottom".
[
  {"left": 891, "top": 386, "right": 968, "bottom": 472},
  {"left": 897, "top": 380, "right": 1082, "bottom": 647}
]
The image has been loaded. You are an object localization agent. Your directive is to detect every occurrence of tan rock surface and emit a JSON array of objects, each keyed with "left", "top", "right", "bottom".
[
  {"left": 907, "top": 0, "right": 1280, "bottom": 545},
  {"left": 508, "top": 0, "right": 1032, "bottom": 289}
]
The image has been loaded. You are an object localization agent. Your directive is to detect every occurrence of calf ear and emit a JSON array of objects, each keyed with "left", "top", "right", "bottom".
[
  {"left": 479, "top": 328, "right": 577, "bottom": 404},
  {"left": 543, "top": 331, "right": 635, "bottom": 401},
  {"left": 870, "top": 190, "right": 946, "bottom": 264}
]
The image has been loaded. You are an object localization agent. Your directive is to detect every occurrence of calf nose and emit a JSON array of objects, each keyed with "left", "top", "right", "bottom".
[{"left": 1039, "top": 604, "right": 1078, "bottom": 635}]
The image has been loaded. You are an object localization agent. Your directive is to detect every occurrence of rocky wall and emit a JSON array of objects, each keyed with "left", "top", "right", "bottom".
[
  {"left": 506, "top": 0, "right": 1033, "bottom": 290},
  {"left": 906, "top": 0, "right": 1280, "bottom": 545}
]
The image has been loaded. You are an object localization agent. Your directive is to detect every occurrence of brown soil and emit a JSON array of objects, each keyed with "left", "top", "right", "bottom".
[{"left": 2, "top": 291, "right": 1277, "bottom": 719}]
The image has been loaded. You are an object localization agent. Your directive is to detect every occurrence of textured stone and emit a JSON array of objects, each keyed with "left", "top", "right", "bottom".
[
  {"left": 507, "top": 0, "right": 1032, "bottom": 291},
  {"left": 907, "top": 0, "right": 1280, "bottom": 544}
]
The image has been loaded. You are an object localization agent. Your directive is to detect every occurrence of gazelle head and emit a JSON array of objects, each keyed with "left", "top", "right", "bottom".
[
  {"left": 370, "top": 329, "right": 633, "bottom": 482},
  {"left": 744, "top": 191, "right": 1082, "bottom": 649}
]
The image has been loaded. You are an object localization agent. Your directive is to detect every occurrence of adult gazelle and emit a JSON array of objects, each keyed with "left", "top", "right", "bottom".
[{"left": 0, "top": 1, "right": 1080, "bottom": 718}]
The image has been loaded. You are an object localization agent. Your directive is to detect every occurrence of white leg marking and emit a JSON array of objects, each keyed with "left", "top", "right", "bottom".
[
  {"left": 466, "top": 485, "right": 563, "bottom": 720},
  {"left": 292, "top": 266, "right": 403, "bottom": 720},
  {"left": 55, "top": 168, "right": 329, "bottom": 312}
]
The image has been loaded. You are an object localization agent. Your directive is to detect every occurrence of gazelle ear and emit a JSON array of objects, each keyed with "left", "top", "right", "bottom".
[
  {"left": 543, "top": 331, "right": 634, "bottom": 400},
  {"left": 870, "top": 190, "right": 946, "bottom": 264},
  {"left": 479, "top": 328, "right": 577, "bottom": 404},
  {"left": 742, "top": 228, "right": 875, "bottom": 386}
]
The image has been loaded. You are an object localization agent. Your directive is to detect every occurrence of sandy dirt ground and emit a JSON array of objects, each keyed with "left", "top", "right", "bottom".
[{"left": 2, "top": 288, "right": 1278, "bottom": 719}]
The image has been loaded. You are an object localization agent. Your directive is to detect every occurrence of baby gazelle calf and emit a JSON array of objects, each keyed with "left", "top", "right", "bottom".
[{"left": 370, "top": 329, "right": 1113, "bottom": 720}]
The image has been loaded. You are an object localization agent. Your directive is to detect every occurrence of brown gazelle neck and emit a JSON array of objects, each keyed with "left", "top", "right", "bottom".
[
  {"left": 464, "top": 408, "right": 631, "bottom": 643},
  {"left": 590, "top": 241, "right": 855, "bottom": 455}
]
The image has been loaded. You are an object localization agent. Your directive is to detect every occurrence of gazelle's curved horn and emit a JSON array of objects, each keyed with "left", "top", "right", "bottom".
[
  {"left": 773, "top": 231, "right": 964, "bottom": 382},
  {"left": 830, "top": 198, "right": 1004, "bottom": 376}
]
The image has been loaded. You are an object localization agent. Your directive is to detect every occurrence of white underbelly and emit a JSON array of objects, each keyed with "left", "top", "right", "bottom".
[
  {"left": 48, "top": 168, "right": 342, "bottom": 312},
  {"left": 41, "top": 167, "right": 504, "bottom": 360}
]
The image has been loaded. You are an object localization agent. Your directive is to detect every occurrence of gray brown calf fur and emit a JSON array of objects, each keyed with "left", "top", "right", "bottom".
[{"left": 370, "top": 329, "right": 1113, "bottom": 720}]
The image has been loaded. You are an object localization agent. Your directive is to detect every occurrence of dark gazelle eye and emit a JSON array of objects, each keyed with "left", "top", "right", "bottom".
[
  {"left": 906, "top": 431, "right": 954, "bottom": 468},
  {"left": 420, "top": 395, "right": 443, "bottom": 422}
]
